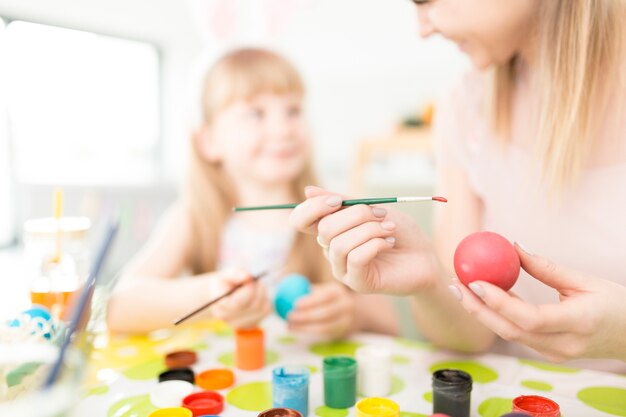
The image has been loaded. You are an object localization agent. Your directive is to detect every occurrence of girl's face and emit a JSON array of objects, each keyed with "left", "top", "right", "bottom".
[
  {"left": 201, "top": 93, "right": 310, "bottom": 186},
  {"left": 415, "top": 0, "right": 537, "bottom": 69}
]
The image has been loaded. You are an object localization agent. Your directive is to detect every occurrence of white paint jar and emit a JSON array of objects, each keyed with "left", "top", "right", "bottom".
[{"left": 356, "top": 345, "right": 392, "bottom": 397}]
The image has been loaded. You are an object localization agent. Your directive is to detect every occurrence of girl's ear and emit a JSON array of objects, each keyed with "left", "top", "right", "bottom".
[{"left": 195, "top": 124, "right": 221, "bottom": 162}]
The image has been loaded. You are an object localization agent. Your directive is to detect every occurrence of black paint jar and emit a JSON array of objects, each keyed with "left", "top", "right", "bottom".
[{"left": 432, "top": 369, "right": 473, "bottom": 417}]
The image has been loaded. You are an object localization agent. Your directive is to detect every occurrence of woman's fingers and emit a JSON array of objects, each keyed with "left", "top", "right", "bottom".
[
  {"left": 317, "top": 205, "right": 388, "bottom": 245},
  {"left": 327, "top": 219, "right": 395, "bottom": 278},
  {"left": 465, "top": 280, "right": 578, "bottom": 333},
  {"left": 515, "top": 243, "right": 588, "bottom": 293},
  {"left": 290, "top": 194, "right": 345, "bottom": 235},
  {"left": 450, "top": 279, "right": 526, "bottom": 343},
  {"left": 343, "top": 238, "right": 395, "bottom": 293}
]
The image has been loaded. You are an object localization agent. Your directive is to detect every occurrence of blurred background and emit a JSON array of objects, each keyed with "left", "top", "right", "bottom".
[{"left": 0, "top": 0, "right": 469, "bottom": 320}]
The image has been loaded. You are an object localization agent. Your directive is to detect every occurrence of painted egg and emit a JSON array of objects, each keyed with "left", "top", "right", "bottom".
[
  {"left": 274, "top": 274, "right": 311, "bottom": 320},
  {"left": 454, "top": 231, "right": 520, "bottom": 291}
]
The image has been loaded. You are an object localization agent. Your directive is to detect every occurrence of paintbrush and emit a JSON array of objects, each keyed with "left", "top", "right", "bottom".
[
  {"left": 233, "top": 196, "right": 447, "bottom": 212},
  {"left": 174, "top": 271, "right": 269, "bottom": 326},
  {"left": 43, "top": 218, "right": 119, "bottom": 388}
]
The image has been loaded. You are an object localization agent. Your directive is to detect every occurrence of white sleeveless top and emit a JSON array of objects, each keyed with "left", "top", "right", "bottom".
[
  {"left": 217, "top": 216, "right": 294, "bottom": 297},
  {"left": 433, "top": 71, "right": 626, "bottom": 373}
]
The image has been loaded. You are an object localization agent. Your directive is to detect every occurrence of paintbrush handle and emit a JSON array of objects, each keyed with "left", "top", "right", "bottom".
[{"left": 174, "top": 271, "right": 268, "bottom": 325}]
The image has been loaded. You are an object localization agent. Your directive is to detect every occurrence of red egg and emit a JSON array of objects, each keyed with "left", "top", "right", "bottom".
[{"left": 454, "top": 231, "right": 521, "bottom": 291}]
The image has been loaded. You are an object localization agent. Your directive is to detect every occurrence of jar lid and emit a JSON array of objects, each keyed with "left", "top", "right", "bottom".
[
  {"left": 196, "top": 368, "right": 235, "bottom": 390},
  {"left": 512, "top": 395, "right": 561, "bottom": 417},
  {"left": 258, "top": 408, "right": 304, "bottom": 417},
  {"left": 356, "top": 397, "right": 400, "bottom": 417},
  {"left": 148, "top": 407, "right": 192, "bottom": 417},
  {"left": 158, "top": 368, "right": 196, "bottom": 384},
  {"left": 165, "top": 350, "right": 198, "bottom": 369},
  {"left": 149, "top": 380, "right": 194, "bottom": 408},
  {"left": 182, "top": 391, "right": 224, "bottom": 416}
]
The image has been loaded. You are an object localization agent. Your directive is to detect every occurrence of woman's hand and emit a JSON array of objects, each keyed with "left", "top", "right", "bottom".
[
  {"left": 450, "top": 243, "right": 626, "bottom": 363},
  {"left": 208, "top": 269, "right": 272, "bottom": 329},
  {"left": 287, "top": 282, "right": 357, "bottom": 339},
  {"left": 289, "top": 186, "right": 439, "bottom": 295}
]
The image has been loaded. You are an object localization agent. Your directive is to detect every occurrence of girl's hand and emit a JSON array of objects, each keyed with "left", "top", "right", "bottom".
[
  {"left": 289, "top": 186, "right": 439, "bottom": 295},
  {"left": 208, "top": 269, "right": 272, "bottom": 329},
  {"left": 287, "top": 282, "right": 357, "bottom": 339},
  {"left": 450, "top": 244, "right": 626, "bottom": 363}
]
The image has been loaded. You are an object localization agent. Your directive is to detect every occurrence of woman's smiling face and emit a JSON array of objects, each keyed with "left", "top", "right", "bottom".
[{"left": 413, "top": 0, "right": 538, "bottom": 69}]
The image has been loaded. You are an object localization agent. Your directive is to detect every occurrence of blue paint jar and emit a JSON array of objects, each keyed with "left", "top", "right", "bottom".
[
  {"left": 274, "top": 274, "right": 311, "bottom": 320},
  {"left": 272, "top": 366, "right": 310, "bottom": 417}
]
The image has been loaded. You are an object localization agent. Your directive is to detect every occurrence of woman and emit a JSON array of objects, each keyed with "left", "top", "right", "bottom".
[{"left": 290, "top": 0, "right": 626, "bottom": 372}]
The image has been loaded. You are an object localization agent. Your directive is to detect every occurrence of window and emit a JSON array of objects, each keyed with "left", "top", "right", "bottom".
[{"left": 2, "top": 20, "right": 160, "bottom": 185}]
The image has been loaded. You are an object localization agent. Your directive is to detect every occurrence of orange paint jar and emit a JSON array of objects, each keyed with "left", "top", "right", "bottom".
[{"left": 235, "top": 328, "right": 265, "bottom": 370}]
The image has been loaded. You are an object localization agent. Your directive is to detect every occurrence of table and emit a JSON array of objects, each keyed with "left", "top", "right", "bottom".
[{"left": 75, "top": 318, "right": 626, "bottom": 417}]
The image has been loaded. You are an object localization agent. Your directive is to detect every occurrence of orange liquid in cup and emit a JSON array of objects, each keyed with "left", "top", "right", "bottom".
[{"left": 30, "top": 289, "right": 76, "bottom": 318}]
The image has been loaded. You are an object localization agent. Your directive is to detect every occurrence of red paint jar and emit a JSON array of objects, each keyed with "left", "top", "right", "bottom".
[{"left": 512, "top": 395, "right": 561, "bottom": 417}]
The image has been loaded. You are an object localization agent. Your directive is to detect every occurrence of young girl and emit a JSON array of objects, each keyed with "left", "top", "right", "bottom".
[
  {"left": 107, "top": 48, "right": 399, "bottom": 338},
  {"left": 291, "top": 0, "right": 626, "bottom": 373}
]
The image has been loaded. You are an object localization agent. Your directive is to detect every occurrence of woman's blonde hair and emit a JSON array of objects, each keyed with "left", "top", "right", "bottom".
[
  {"left": 490, "top": 0, "right": 625, "bottom": 190},
  {"left": 184, "top": 48, "right": 332, "bottom": 283}
]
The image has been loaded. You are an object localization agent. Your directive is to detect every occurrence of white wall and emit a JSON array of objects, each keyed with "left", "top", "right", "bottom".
[{"left": 0, "top": 0, "right": 469, "bottom": 191}]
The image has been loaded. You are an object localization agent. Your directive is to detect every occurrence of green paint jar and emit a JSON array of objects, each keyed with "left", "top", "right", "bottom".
[{"left": 323, "top": 356, "right": 357, "bottom": 409}]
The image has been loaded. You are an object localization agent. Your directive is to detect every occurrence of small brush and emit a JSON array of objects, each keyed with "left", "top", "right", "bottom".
[
  {"left": 233, "top": 196, "right": 447, "bottom": 212},
  {"left": 174, "top": 271, "right": 270, "bottom": 326}
]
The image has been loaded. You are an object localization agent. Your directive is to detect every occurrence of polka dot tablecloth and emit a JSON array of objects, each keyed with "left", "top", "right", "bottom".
[{"left": 75, "top": 319, "right": 626, "bottom": 417}]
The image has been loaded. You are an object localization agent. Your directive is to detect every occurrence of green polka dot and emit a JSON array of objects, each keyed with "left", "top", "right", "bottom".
[
  {"left": 190, "top": 342, "right": 209, "bottom": 351},
  {"left": 429, "top": 360, "right": 498, "bottom": 384},
  {"left": 107, "top": 394, "right": 157, "bottom": 417},
  {"left": 520, "top": 380, "right": 554, "bottom": 392},
  {"left": 217, "top": 350, "right": 279, "bottom": 367},
  {"left": 400, "top": 413, "right": 428, "bottom": 417},
  {"left": 578, "top": 387, "right": 626, "bottom": 416},
  {"left": 122, "top": 358, "right": 166, "bottom": 380},
  {"left": 390, "top": 375, "right": 405, "bottom": 395},
  {"left": 478, "top": 397, "right": 514, "bottom": 417},
  {"left": 226, "top": 381, "right": 272, "bottom": 411},
  {"left": 278, "top": 335, "right": 297, "bottom": 344},
  {"left": 215, "top": 326, "right": 234, "bottom": 337},
  {"left": 7, "top": 363, "right": 41, "bottom": 387},
  {"left": 423, "top": 391, "right": 432, "bottom": 403},
  {"left": 519, "top": 358, "right": 579, "bottom": 373},
  {"left": 315, "top": 406, "right": 349, "bottom": 417},
  {"left": 393, "top": 354, "right": 411, "bottom": 364},
  {"left": 395, "top": 338, "right": 434, "bottom": 351},
  {"left": 83, "top": 385, "right": 110, "bottom": 397},
  {"left": 310, "top": 341, "right": 363, "bottom": 357}
]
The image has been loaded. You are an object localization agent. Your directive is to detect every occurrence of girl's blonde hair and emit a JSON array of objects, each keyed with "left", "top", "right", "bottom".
[
  {"left": 490, "top": 0, "right": 625, "bottom": 190},
  {"left": 184, "top": 48, "right": 332, "bottom": 283}
]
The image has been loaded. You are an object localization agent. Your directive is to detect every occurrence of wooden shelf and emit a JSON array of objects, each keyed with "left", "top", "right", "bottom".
[{"left": 350, "top": 127, "right": 432, "bottom": 194}]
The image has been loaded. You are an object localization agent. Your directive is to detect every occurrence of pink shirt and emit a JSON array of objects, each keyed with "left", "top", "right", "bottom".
[{"left": 434, "top": 70, "right": 626, "bottom": 373}]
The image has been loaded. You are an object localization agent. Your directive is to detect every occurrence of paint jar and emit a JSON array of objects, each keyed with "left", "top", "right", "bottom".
[
  {"left": 356, "top": 346, "right": 392, "bottom": 397},
  {"left": 512, "top": 395, "right": 561, "bottom": 417},
  {"left": 258, "top": 408, "right": 304, "bottom": 417},
  {"left": 235, "top": 327, "right": 265, "bottom": 370},
  {"left": 432, "top": 369, "right": 472, "bottom": 417},
  {"left": 323, "top": 356, "right": 357, "bottom": 409},
  {"left": 355, "top": 397, "right": 400, "bottom": 417},
  {"left": 272, "top": 366, "right": 310, "bottom": 417}
]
